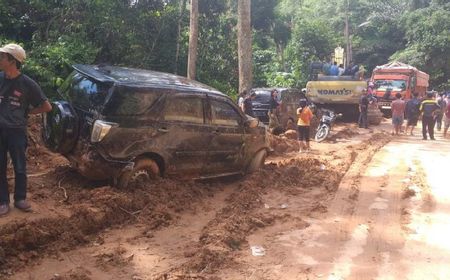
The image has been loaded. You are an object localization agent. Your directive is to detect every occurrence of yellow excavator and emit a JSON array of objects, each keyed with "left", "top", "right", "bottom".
[{"left": 305, "top": 62, "right": 382, "bottom": 125}]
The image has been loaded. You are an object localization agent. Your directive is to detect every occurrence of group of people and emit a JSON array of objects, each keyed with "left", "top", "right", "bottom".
[
  {"left": 392, "top": 91, "right": 450, "bottom": 140},
  {"left": 0, "top": 43, "right": 52, "bottom": 217},
  {"left": 238, "top": 88, "right": 314, "bottom": 152},
  {"left": 238, "top": 89, "right": 282, "bottom": 131},
  {"left": 323, "top": 61, "right": 365, "bottom": 80},
  {"left": 358, "top": 82, "right": 450, "bottom": 140}
]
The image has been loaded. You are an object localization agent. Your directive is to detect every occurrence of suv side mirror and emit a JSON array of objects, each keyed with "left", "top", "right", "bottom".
[{"left": 245, "top": 117, "right": 259, "bottom": 128}]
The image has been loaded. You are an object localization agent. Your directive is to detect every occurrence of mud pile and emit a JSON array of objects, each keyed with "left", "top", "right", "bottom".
[
  {"left": 0, "top": 166, "right": 218, "bottom": 275},
  {"left": 154, "top": 132, "right": 391, "bottom": 279},
  {"left": 154, "top": 155, "right": 344, "bottom": 279},
  {"left": 267, "top": 133, "right": 300, "bottom": 154},
  {"left": 327, "top": 126, "right": 361, "bottom": 142}
]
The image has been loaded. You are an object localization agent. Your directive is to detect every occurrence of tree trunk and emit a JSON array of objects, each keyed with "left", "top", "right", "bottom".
[
  {"left": 344, "top": 0, "right": 352, "bottom": 66},
  {"left": 237, "top": 0, "right": 253, "bottom": 94},
  {"left": 187, "top": 0, "right": 199, "bottom": 80},
  {"left": 276, "top": 42, "right": 287, "bottom": 72},
  {"left": 175, "top": 0, "right": 187, "bottom": 74}
]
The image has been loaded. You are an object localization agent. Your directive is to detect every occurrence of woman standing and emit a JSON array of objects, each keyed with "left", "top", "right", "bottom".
[{"left": 297, "top": 99, "right": 313, "bottom": 152}]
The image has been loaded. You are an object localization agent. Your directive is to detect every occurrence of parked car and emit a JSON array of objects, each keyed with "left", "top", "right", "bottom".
[
  {"left": 250, "top": 88, "right": 313, "bottom": 129},
  {"left": 42, "top": 65, "right": 269, "bottom": 187}
]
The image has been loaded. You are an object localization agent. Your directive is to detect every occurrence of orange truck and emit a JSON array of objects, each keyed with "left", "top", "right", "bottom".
[{"left": 371, "top": 61, "right": 429, "bottom": 114}]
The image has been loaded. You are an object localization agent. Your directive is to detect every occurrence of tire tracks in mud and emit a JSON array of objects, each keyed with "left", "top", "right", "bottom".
[{"left": 311, "top": 138, "right": 442, "bottom": 280}]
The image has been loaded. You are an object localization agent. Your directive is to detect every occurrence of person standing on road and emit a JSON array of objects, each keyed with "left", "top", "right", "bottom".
[
  {"left": 405, "top": 92, "right": 421, "bottom": 136},
  {"left": 243, "top": 92, "right": 256, "bottom": 117},
  {"left": 237, "top": 90, "right": 247, "bottom": 112},
  {"left": 297, "top": 99, "right": 313, "bottom": 152},
  {"left": 443, "top": 94, "right": 450, "bottom": 138},
  {"left": 435, "top": 92, "right": 445, "bottom": 131},
  {"left": 391, "top": 93, "right": 406, "bottom": 136},
  {"left": 358, "top": 89, "right": 369, "bottom": 129},
  {"left": 0, "top": 43, "right": 52, "bottom": 216},
  {"left": 420, "top": 91, "right": 440, "bottom": 140},
  {"left": 268, "top": 89, "right": 281, "bottom": 130}
]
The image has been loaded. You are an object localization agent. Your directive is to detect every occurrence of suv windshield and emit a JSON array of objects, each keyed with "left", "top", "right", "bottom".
[
  {"left": 253, "top": 89, "right": 282, "bottom": 103},
  {"left": 60, "top": 72, "right": 110, "bottom": 110}
]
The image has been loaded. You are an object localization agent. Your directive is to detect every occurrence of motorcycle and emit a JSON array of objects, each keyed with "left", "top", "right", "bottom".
[{"left": 315, "top": 109, "right": 342, "bottom": 142}]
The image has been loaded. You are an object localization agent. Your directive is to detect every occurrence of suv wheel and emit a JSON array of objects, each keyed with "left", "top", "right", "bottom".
[
  {"left": 117, "top": 158, "right": 160, "bottom": 188},
  {"left": 247, "top": 150, "right": 267, "bottom": 173}
]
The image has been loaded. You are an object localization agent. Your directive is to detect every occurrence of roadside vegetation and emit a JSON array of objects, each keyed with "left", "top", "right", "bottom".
[{"left": 0, "top": 0, "right": 449, "bottom": 97}]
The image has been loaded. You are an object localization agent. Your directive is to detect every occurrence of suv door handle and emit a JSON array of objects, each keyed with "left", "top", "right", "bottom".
[{"left": 158, "top": 128, "right": 169, "bottom": 133}]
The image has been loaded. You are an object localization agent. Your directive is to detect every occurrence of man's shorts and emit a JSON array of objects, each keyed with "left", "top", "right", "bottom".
[
  {"left": 407, "top": 116, "right": 418, "bottom": 126},
  {"left": 392, "top": 115, "right": 404, "bottom": 126},
  {"left": 444, "top": 116, "right": 450, "bottom": 128}
]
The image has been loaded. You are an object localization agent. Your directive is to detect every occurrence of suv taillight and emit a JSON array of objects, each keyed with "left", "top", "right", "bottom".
[{"left": 91, "top": 120, "right": 118, "bottom": 143}]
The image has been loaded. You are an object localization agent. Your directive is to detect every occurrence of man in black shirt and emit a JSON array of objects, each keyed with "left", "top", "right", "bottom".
[
  {"left": 0, "top": 43, "right": 52, "bottom": 216},
  {"left": 405, "top": 92, "right": 421, "bottom": 135},
  {"left": 420, "top": 92, "right": 440, "bottom": 140},
  {"left": 268, "top": 89, "right": 281, "bottom": 130},
  {"left": 243, "top": 92, "right": 256, "bottom": 117},
  {"left": 358, "top": 89, "right": 369, "bottom": 128}
]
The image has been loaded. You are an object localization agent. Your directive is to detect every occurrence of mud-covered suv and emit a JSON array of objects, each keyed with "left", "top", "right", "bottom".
[
  {"left": 251, "top": 88, "right": 310, "bottom": 128},
  {"left": 43, "top": 65, "right": 268, "bottom": 187}
]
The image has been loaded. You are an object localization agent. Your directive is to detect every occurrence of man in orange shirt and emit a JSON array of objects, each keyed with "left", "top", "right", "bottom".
[{"left": 297, "top": 99, "right": 313, "bottom": 152}]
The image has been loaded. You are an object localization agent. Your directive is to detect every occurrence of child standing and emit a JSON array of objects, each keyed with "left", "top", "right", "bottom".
[{"left": 297, "top": 99, "right": 314, "bottom": 152}]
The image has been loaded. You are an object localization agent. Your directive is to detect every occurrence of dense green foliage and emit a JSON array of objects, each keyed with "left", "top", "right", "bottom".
[{"left": 1, "top": 0, "right": 449, "bottom": 98}]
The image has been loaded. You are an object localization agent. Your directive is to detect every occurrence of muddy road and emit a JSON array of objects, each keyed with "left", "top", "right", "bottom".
[{"left": 1, "top": 118, "right": 449, "bottom": 280}]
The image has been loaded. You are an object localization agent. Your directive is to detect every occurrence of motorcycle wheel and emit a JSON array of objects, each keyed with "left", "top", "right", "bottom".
[{"left": 315, "top": 125, "right": 330, "bottom": 142}]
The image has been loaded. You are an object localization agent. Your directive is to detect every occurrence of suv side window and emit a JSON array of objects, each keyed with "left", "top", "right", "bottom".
[
  {"left": 163, "top": 96, "right": 204, "bottom": 124},
  {"left": 103, "top": 88, "right": 160, "bottom": 116},
  {"left": 210, "top": 99, "right": 241, "bottom": 126}
]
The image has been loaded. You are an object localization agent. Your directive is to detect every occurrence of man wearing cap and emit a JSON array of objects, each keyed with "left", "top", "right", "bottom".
[
  {"left": 0, "top": 43, "right": 52, "bottom": 216},
  {"left": 420, "top": 91, "right": 440, "bottom": 140}
]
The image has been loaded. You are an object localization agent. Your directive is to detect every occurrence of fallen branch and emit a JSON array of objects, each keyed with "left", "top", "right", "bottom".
[
  {"left": 58, "top": 176, "right": 69, "bottom": 202},
  {"left": 118, "top": 206, "right": 141, "bottom": 217}
]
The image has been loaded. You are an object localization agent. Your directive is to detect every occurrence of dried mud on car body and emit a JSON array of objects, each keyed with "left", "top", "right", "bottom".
[{"left": 0, "top": 118, "right": 390, "bottom": 279}]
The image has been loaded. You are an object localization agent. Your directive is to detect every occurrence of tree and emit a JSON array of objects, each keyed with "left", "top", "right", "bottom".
[
  {"left": 391, "top": 2, "right": 450, "bottom": 89},
  {"left": 237, "top": 0, "right": 253, "bottom": 94},
  {"left": 188, "top": 0, "right": 199, "bottom": 80},
  {"left": 175, "top": 0, "right": 188, "bottom": 74}
]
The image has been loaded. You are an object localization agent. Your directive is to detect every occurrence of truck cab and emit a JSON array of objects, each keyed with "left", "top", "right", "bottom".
[{"left": 371, "top": 61, "right": 429, "bottom": 114}]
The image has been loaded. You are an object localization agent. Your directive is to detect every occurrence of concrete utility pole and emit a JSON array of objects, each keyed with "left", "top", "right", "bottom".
[
  {"left": 187, "top": 0, "right": 198, "bottom": 80},
  {"left": 237, "top": 0, "right": 253, "bottom": 94}
]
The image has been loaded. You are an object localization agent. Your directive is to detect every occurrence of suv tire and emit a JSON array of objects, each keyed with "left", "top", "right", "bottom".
[
  {"left": 42, "top": 101, "right": 79, "bottom": 154},
  {"left": 118, "top": 158, "right": 160, "bottom": 188}
]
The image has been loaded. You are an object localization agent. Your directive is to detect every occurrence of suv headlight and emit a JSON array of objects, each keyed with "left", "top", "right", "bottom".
[{"left": 91, "top": 120, "right": 118, "bottom": 143}]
